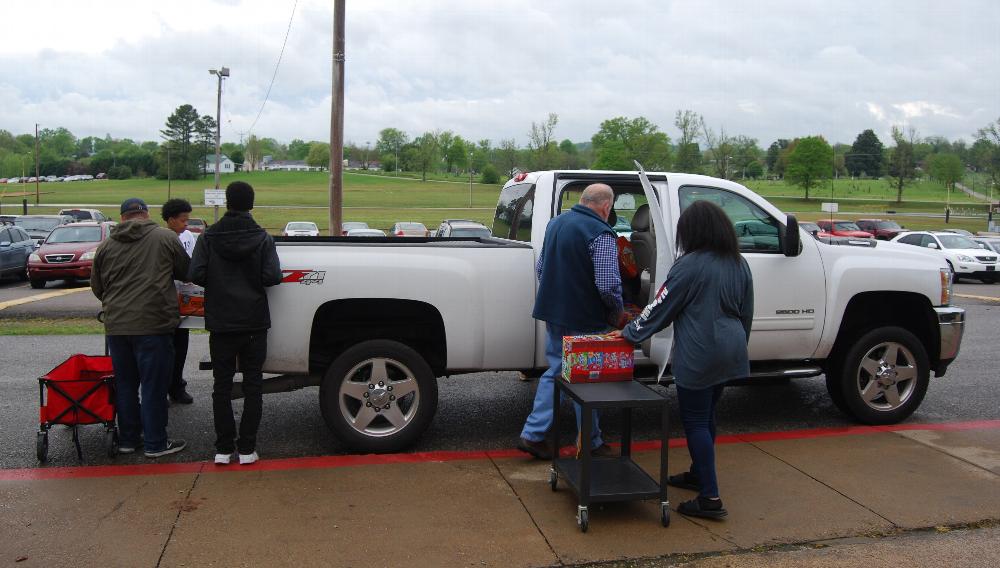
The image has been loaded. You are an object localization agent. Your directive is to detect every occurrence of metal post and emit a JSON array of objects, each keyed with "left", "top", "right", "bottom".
[
  {"left": 34, "top": 124, "right": 40, "bottom": 205},
  {"left": 22, "top": 198, "right": 28, "bottom": 215},
  {"left": 167, "top": 144, "right": 172, "bottom": 199},
  {"left": 469, "top": 151, "right": 473, "bottom": 207},
  {"left": 328, "top": 0, "right": 345, "bottom": 236},
  {"left": 214, "top": 72, "right": 223, "bottom": 191}
]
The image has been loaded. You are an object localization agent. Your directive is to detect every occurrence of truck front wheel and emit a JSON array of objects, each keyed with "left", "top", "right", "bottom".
[
  {"left": 320, "top": 340, "right": 438, "bottom": 453},
  {"left": 827, "top": 326, "right": 929, "bottom": 425}
]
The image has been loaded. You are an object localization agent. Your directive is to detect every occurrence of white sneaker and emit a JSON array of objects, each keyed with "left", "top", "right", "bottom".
[
  {"left": 214, "top": 452, "right": 233, "bottom": 465},
  {"left": 239, "top": 451, "right": 259, "bottom": 465}
]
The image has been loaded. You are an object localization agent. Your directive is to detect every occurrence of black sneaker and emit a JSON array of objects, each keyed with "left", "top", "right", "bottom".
[
  {"left": 144, "top": 439, "right": 187, "bottom": 458},
  {"left": 517, "top": 437, "right": 552, "bottom": 460},
  {"left": 678, "top": 496, "right": 728, "bottom": 520},
  {"left": 169, "top": 390, "right": 194, "bottom": 404}
]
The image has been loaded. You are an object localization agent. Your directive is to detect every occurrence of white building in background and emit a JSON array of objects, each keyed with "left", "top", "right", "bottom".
[
  {"left": 203, "top": 155, "right": 236, "bottom": 174},
  {"left": 264, "top": 159, "right": 325, "bottom": 172}
]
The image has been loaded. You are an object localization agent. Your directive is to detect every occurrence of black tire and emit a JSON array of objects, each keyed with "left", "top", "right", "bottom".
[
  {"left": 549, "top": 469, "right": 558, "bottom": 492},
  {"left": 18, "top": 267, "right": 29, "bottom": 281},
  {"left": 661, "top": 503, "right": 671, "bottom": 527},
  {"left": 106, "top": 428, "right": 119, "bottom": 459},
  {"left": 578, "top": 508, "right": 589, "bottom": 533},
  {"left": 29, "top": 279, "right": 46, "bottom": 289},
  {"left": 946, "top": 262, "right": 957, "bottom": 283},
  {"left": 36, "top": 432, "right": 48, "bottom": 462},
  {"left": 320, "top": 339, "right": 438, "bottom": 453},
  {"left": 829, "top": 326, "right": 930, "bottom": 425}
]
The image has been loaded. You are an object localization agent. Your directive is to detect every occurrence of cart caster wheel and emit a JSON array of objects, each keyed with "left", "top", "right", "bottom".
[
  {"left": 36, "top": 432, "right": 49, "bottom": 463},
  {"left": 549, "top": 469, "right": 558, "bottom": 492},
  {"left": 577, "top": 507, "right": 589, "bottom": 533},
  {"left": 106, "top": 428, "right": 119, "bottom": 459},
  {"left": 660, "top": 502, "right": 670, "bottom": 527}
]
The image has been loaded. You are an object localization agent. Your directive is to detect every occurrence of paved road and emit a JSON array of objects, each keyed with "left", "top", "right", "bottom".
[{"left": 1, "top": 295, "right": 996, "bottom": 469}]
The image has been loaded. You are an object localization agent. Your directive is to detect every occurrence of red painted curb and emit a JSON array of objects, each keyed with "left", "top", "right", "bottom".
[{"left": 3, "top": 419, "right": 998, "bottom": 482}]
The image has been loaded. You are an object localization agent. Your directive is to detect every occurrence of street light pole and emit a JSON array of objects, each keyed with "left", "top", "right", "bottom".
[
  {"left": 167, "top": 143, "right": 172, "bottom": 199},
  {"left": 328, "top": 0, "right": 346, "bottom": 237},
  {"left": 468, "top": 151, "right": 473, "bottom": 207},
  {"left": 34, "top": 124, "right": 40, "bottom": 205},
  {"left": 209, "top": 66, "right": 230, "bottom": 193}
]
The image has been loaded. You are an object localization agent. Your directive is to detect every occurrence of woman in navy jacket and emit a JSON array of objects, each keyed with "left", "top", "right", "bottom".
[{"left": 618, "top": 200, "right": 754, "bottom": 519}]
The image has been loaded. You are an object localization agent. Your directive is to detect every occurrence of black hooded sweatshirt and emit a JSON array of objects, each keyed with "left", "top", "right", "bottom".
[{"left": 189, "top": 211, "right": 282, "bottom": 333}]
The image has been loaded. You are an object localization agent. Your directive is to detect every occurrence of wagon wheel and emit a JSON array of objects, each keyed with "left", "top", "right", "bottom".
[{"left": 36, "top": 431, "right": 49, "bottom": 463}]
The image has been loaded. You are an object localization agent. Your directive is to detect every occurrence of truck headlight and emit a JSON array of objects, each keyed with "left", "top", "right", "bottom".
[
  {"left": 957, "top": 254, "right": 974, "bottom": 262},
  {"left": 29, "top": 253, "right": 41, "bottom": 263},
  {"left": 80, "top": 251, "right": 96, "bottom": 261},
  {"left": 940, "top": 268, "right": 953, "bottom": 305}
]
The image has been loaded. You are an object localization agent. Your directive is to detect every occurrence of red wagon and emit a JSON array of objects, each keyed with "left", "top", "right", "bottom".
[{"left": 37, "top": 354, "right": 119, "bottom": 462}]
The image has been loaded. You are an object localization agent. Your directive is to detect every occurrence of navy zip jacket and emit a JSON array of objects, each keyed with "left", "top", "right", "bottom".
[{"left": 622, "top": 251, "right": 754, "bottom": 389}]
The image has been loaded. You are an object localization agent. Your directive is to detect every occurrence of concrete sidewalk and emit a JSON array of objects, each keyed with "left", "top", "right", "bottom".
[{"left": 1, "top": 424, "right": 998, "bottom": 567}]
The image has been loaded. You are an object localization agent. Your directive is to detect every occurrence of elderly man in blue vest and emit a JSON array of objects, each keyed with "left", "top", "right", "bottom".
[{"left": 518, "top": 183, "right": 624, "bottom": 460}]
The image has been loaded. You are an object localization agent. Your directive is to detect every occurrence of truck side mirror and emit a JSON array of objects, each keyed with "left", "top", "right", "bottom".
[{"left": 783, "top": 215, "right": 801, "bottom": 257}]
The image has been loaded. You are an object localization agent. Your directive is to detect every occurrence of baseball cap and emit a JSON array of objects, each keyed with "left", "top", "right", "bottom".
[{"left": 120, "top": 198, "right": 148, "bottom": 215}]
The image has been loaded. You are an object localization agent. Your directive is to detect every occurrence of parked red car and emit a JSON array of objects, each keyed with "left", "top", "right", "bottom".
[
  {"left": 186, "top": 218, "right": 207, "bottom": 234},
  {"left": 815, "top": 219, "right": 874, "bottom": 239},
  {"left": 799, "top": 222, "right": 834, "bottom": 239},
  {"left": 27, "top": 222, "right": 115, "bottom": 289},
  {"left": 855, "top": 219, "right": 905, "bottom": 240}
]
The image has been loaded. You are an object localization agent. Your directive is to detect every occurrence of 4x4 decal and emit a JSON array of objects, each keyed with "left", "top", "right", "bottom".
[{"left": 282, "top": 270, "right": 326, "bottom": 285}]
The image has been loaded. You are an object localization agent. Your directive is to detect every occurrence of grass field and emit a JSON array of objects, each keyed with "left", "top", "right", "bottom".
[{"left": 1, "top": 170, "right": 993, "bottom": 235}]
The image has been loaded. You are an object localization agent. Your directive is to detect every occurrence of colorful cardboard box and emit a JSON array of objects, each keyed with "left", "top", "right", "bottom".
[
  {"left": 177, "top": 282, "right": 205, "bottom": 317},
  {"left": 562, "top": 333, "right": 634, "bottom": 383}
]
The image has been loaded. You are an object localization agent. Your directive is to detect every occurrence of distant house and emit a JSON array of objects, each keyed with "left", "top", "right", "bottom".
[
  {"left": 264, "top": 160, "right": 325, "bottom": 172},
  {"left": 203, "top": 154, "right": 236, "bottom": 174}
]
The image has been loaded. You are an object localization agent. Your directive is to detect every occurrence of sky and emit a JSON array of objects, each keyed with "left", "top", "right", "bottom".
[{"left": 1, "top": 0, "right": 998, "bottom": 148}]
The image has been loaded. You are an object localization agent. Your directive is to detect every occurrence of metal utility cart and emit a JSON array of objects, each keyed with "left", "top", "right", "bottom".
[{"left": 550, "top": 379, "right": 669, "bottom": 532}]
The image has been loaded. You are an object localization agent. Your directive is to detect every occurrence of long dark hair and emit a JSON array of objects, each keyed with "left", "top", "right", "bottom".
[{"left": 676, "top": 200, "right": 740, "bottom": 259}]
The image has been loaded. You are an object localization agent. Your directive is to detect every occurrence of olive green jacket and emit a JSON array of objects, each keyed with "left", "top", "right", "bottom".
[{"left": 92, "top": 219, "right": 190, "bottom": 335}]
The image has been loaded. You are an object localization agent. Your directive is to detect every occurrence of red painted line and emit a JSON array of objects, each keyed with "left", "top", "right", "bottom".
[{"left": 3, "top": 419, "right": 998, "bottom": 482}]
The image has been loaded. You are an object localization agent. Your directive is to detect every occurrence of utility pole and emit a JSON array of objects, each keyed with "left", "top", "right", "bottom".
[
  {"left": 167, "top": 143, "right": 172, "bottom": 199},
  {"left": 329, "top": 0, "right": 345, "bottom": 236},
  {"left": 209, "top": 66, "right": 230, "bottom": 192},
  {"left": 468, "top": 150, "right": 473, "bottom": 207},
  {"left": 34, "top": 124, "right": 40, "bottom": 205}
]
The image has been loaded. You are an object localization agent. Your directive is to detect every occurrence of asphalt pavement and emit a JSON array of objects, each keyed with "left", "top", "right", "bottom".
[{"left": 0, "top": 298, "right": 997, "bottom": 469}]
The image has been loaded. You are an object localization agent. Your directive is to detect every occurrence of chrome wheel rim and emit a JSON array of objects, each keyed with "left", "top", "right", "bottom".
[
  {"left": 338, "top": 357, "right": 419, "bottom": 437},
  {"left": 855, "top": 341, "right": 917, "bottom": 411}
]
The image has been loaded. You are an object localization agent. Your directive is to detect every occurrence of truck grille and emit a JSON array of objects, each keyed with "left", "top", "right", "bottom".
[
  {"left": 45, "top": 254, "right": 75, "bottom": 263},
  {"left": 976, "top": 256, "right": 997, "bottom": 263}
]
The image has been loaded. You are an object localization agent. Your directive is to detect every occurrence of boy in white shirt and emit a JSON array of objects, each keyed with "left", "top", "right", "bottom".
[{"left": 162, "top": 198, "right": 197, "bottom": 404}]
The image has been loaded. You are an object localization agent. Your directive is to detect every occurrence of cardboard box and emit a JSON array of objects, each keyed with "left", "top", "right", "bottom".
[
  {"left": 562, "top": 334, "right": 634, "bottom": 383},
  {"left": 177, "top": 282, "right": 204, "bottom": 317}
]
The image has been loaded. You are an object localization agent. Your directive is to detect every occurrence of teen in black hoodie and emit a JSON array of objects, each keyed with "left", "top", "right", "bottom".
[{"left": 189, "top": 181, "right": 282, "bottom": 465}]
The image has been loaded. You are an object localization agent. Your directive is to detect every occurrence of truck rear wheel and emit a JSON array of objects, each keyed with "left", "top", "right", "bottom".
[
  {"left": 320, "top": 339, "right": 438, "bottom": 453},
  {"left": 828, "top": 326, "right": 929, "bottom": 425}
]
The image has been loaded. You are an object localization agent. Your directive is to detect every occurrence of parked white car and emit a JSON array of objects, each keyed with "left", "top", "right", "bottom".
[
  {"left": 282, "top": 221, "right": 320, "bottom": 237},
  {"left": 892, "top": 231, "right": 998, "bottom": 283},
  {"left": 346, "top": 228, "right": 386, "bottom": 237}
]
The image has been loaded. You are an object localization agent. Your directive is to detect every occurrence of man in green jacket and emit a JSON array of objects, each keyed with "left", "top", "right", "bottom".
[{"left": 92, "top": 198, "right": 190, "bottom": 458}]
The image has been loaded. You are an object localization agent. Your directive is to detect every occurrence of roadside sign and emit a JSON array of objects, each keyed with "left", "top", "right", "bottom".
[
  {"left": 821, "top": 202, "right": 839, "bottom": 213},
  {"left": 204, "top": 189, "right": 226, "bottom": 206}
]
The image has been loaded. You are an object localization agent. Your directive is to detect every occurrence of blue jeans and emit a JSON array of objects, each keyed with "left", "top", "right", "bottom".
[
  {"left": 521, "top": 324, "right": 603, "bottom": 449},
  {"left": 107, "top": 334, "right": 174, "bottom": 452},
  {"left": 676, "top": 383, "right": 725, "bottom": 498}
]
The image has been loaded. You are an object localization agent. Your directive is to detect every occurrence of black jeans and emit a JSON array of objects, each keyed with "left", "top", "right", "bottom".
[
  {"left": 210, "top": 331, "right": 266, "bottom": 454},
  {"left": 170, "top": 327, "right": 190, "bottom": 397}
]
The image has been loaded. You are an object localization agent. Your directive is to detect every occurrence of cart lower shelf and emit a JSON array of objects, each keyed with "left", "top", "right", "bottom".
[{"left": 552, "top": 457, "right": 661, "bottom": 502}]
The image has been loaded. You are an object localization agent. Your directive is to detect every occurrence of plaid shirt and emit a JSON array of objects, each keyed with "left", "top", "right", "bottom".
[{"left": 535, "top": 232, "right": 623, "bottom": 317}]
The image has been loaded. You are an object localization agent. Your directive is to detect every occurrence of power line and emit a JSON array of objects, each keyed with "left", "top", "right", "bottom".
[{"left": 247, "top": 0, "right": 298, "bottom": 136}]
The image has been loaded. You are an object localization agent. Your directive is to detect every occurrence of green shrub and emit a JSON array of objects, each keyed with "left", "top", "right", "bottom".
[{"left": 479, "top": 164, "right": 500, "bottom": 184}]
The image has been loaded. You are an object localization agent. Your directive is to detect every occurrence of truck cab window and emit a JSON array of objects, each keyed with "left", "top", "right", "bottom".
[
  {"left": 679, "top": 186, "right": 782, "bottom": 253},
  {"left": 492, "top": 183, "right": 535, "bottom": 242}
]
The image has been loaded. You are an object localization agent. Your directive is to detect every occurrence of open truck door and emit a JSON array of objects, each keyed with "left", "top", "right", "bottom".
[{"left": 634, "top": 161, "right": 675, "bottom": 381}]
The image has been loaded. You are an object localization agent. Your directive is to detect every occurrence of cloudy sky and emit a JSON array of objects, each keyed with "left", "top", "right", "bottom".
[{"left": 2, "top": 0, "right": 998, "bottom": 148}]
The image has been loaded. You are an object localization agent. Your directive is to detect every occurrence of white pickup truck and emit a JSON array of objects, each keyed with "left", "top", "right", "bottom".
[{"left": 208, "top": 169, "right": 965, "bottom": 453}]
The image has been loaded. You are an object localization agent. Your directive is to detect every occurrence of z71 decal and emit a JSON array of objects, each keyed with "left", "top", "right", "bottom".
[{"left": 282, "top": 270, "right": 327, "bottom": 285}]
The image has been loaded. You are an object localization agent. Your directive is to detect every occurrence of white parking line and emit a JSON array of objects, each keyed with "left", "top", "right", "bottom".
[{"left": 0, "top": 287, "right": 91, "bottom": 311}]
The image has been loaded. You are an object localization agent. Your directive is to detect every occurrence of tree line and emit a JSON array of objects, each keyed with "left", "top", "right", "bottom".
[{"left": 3, "top": 104, "right": 999, "bottom": 205}]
